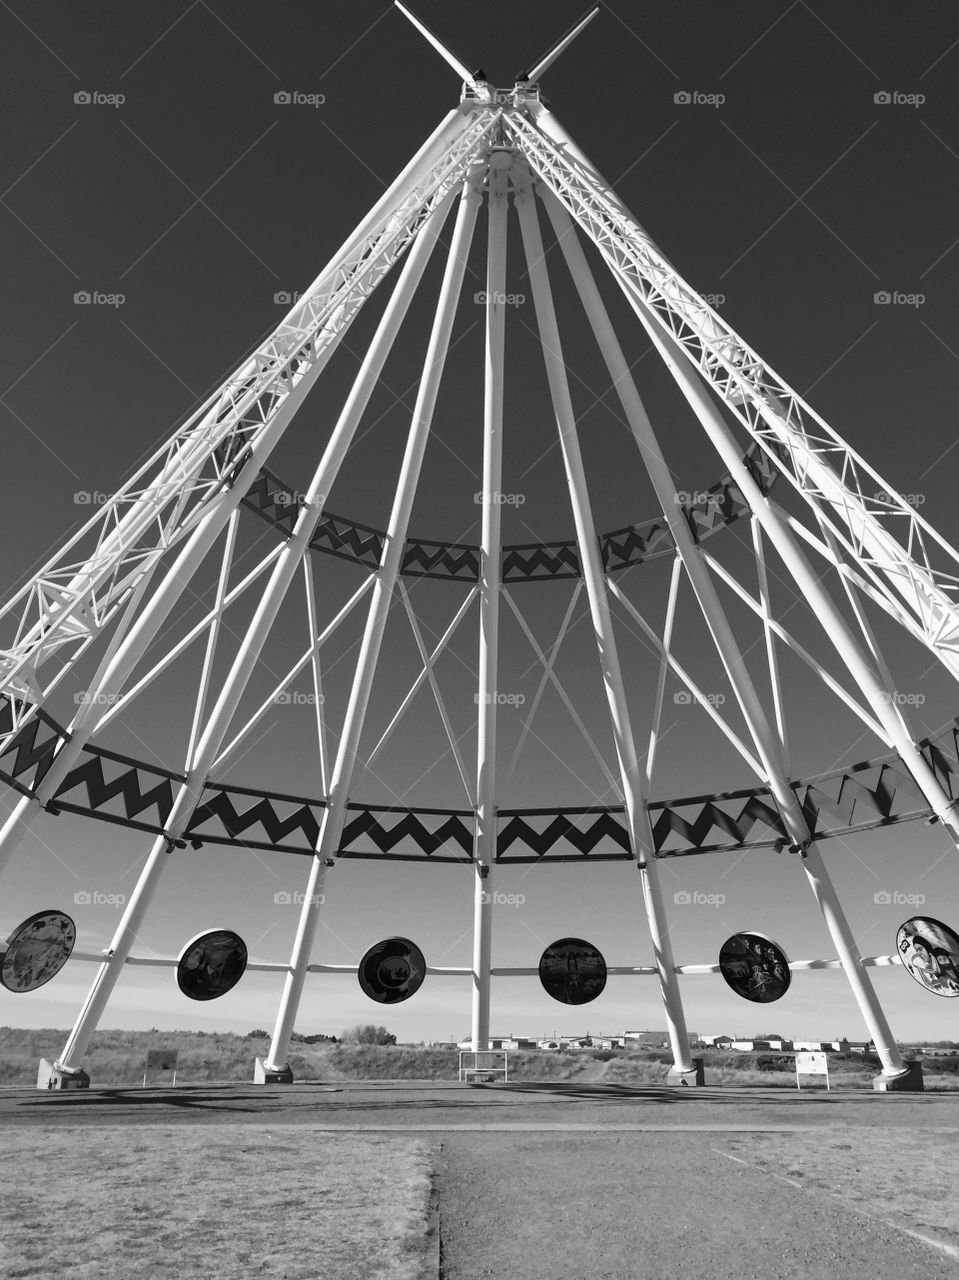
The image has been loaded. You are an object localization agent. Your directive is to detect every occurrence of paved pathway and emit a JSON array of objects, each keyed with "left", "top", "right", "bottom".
[{"left": 436, "top": 1131, "right": 958, "bottom": 1280}]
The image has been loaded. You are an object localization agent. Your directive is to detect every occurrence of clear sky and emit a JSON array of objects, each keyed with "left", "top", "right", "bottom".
[{"left": 2, "top": 1, "right": 959, "bottom": 1052}]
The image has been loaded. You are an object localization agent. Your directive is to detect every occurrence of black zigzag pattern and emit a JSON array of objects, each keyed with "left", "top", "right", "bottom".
[
  {"left": 187, "top": 788, "right": 324, "bottom": 850},
  {"left": 602, "top": 520, "right": 672, "bottom": 572},
  {"left": 496, "top": 811, "right": 631, "bottom": 858},
  {"left": 54, "top": 754, "right": 176, "bottom": 828},
  {"left": 921, "top": 722, "right": 959, "bottom": 801},
  {"left": 340, "top": 807, "right": 472, "bottom": 857},
  {"left": 402, "top": 542, "right": 480, "bottom": 580},
  {"left": 502, "top": 544, "right": 580, "bottom": 581},
  {"left": 310, "top": 514, "right": 385, "bottom": 567},
  {"left": 650, "top": 794, "right": 786, "bottom": 851},
  {"left": 0, "top": 704, "right": 64, "bottom": 789},
  {"left": 799, "top": 761, "right": 926, "bottom": 834},
  {"left": 241, "top": 469, "right": 301, "bottom": 535}
]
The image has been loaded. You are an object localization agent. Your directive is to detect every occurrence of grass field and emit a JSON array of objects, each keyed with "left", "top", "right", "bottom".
[
  {"left": 1, "top": 1027, "right": 956, "bottom": 1089},
  {"left": 0, "top": 1126, "right": 435, "bottom": 1280}
]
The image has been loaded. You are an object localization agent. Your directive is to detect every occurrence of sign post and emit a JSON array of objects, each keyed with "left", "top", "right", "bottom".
[
  {"left": 795, "top": 1050, "right": 829, "bottom": 1090},
  {"left": 143, "top": 1049, "right": 179, "bottom": 1088}
]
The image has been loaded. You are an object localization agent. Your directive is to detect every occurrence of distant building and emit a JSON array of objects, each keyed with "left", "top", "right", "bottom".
[{"left": 624, "top": 1030, "right": 699, "bottom": 1047}]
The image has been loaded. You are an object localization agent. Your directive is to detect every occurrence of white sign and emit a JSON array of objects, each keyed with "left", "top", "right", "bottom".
[{"left": 795, "top": 1050, "right": 829, "bottom": 1090}]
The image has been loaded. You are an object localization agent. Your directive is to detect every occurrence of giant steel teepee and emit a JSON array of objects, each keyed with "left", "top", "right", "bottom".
[{"left": 2, "top": 5, "right": 959, "bottom": 1089}]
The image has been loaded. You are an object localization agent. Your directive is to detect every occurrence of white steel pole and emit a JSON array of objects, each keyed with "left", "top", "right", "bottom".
[
  {"left": 750, "top": 517, "right": 790, "bottom": 768},
  {"left": 514, "top": 173, "right": 694, "bottom": 1077},
  {"left": 471, "top": 155, "right": 510, "bottom": 1051},
  {"left": 645, "top": 554, "right": 683, "bottom": 787},
  {"left": 624, "top": 291, "right": 959, "bottom": 847},
  {"left": 542, "top": 186, "right": 908, "bottom": 1076},
  {"left": 264, "top": 173, "right": 484, "bottom": 1074},
  {"left": 51, "top": 192, "right": 457, "bottom": 1077}
]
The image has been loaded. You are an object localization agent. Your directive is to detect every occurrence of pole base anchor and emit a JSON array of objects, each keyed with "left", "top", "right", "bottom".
[
  {"left": 37, "top": 1058, "right": 90, "bottom": 1091},
  {"left": 666, "top": 1057, "right": 705, "bottom": 1087},
  {"left": 254, "top": 1057, "right": 294, "bottom": 1085},
  {"left": 872, "top": 1060, "right": 923, "bottom": 1092}
]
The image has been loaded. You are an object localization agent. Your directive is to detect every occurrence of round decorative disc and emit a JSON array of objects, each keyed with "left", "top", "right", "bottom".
[
  {"left": 896, "top": 916, "right": 959, "bottom": 998},
  {"left": 358, "top": 937, "right": 426, "bottom": 1004},
  {"left": 539, "top": 937, "right": 607, "bottom": 1005},
  {"left": 719, "top": 931, "right": 791, "bottom": 1003},
  {"left": 176, "top": 929, "right": 248, "bottom": 1001},
  {"left": 0, "top": 910, "right": 76, "bottom": 993}
]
